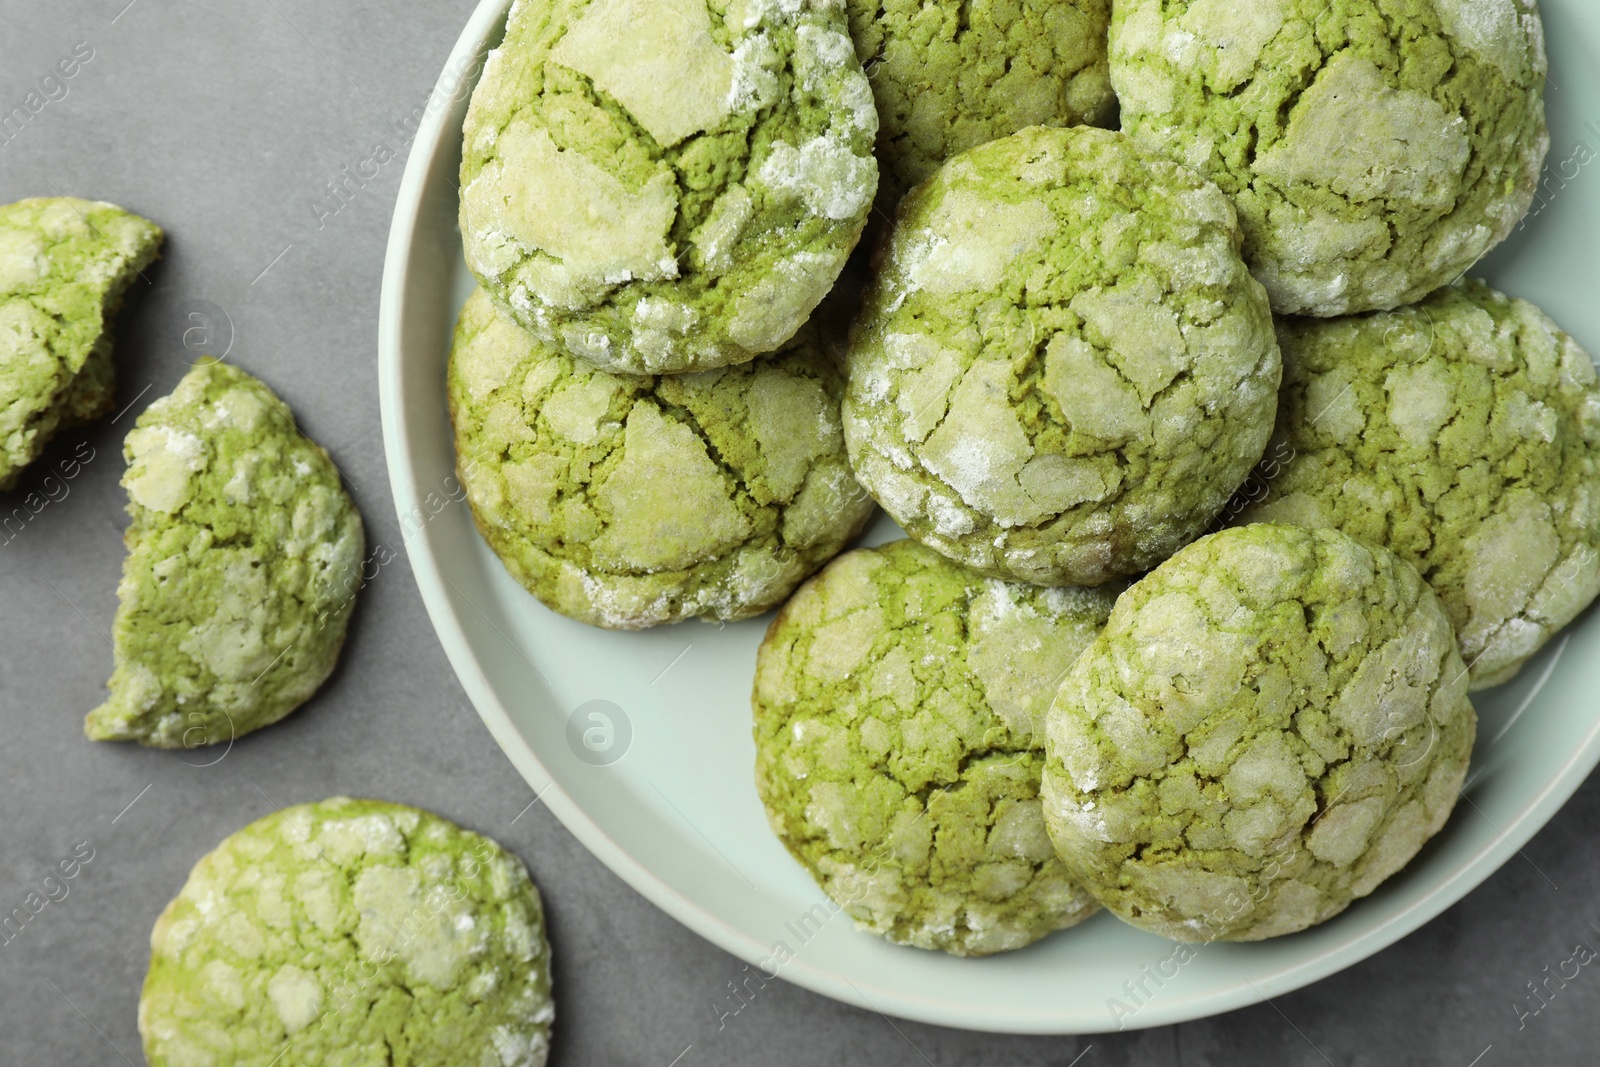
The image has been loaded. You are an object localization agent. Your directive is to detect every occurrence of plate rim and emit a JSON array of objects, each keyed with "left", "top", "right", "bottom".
[{"left": 377, "top": 0, "right": 1600, "bottom": 1034}]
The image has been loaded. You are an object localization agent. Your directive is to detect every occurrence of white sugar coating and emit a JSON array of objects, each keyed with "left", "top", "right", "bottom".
[
  {"left": 904, "top": 191, "right": 1058, "bottom": 295},
  {"left": 1434, "top": 0, "right": 1528, "bottom": 74},
  {"left": 551, "top": 0, "right": 735, "bottom": 148},
  {"left": 757, "top": 134, "right": 877, "bottom": 221},
  {"left": 124, "top": 425, "right": 206, "bottom": 513},
  {"left": 1254, "top": 55, "right": 1471, "bottom": 213}
]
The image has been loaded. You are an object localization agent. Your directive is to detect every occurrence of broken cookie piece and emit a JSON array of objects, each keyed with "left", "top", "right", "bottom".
[
  {"left": 0, "top": 196, "right": 163, "bottom": 489},
  {"left": 85, "top": 360, "right": 364, "bottom": 748}
]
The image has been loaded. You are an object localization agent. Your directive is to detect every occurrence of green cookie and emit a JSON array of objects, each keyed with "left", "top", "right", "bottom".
[
  {"left": 844, "top": 0, "right": 1115, "bottom": 211},
  {"left": 140, "top": 798, "right": 554, "bottom": 1067},
  {"left": 1043, "top": 524, "right": 1476, "bottom": 942},
  {"left": 85, "top": 361, "right": 364, "bottom": 748},
  {"left": 844, "top": 126, "right": 1281, "bottom": 586},
  {"left": 1237, "top": 280, "right": 1600, "bottom": 690},
  {"left": 754, "top": 540, "right": 1117, "bottom": 955},
  {"left": 450, "top": 288, "right": 875, "bottom": 629},
  {"left": 0, "top": 197, "right": 162, "bottom": 489},
  {"left": 460, "top": 0, "right": 878, "bottom": 374},
  {"left": 1110, "top": 0, "right": 1548, "bottom": 316}
]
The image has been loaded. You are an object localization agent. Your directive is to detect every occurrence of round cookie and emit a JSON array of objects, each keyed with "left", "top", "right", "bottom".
[
  {"left": 843, "top": 126, "right": 1281, "bottom": 587},
  {"left": 1109, "top": 0, "right": 1548, "bottom": 317},
  {"left": 753, "top": 540, "right": 1117, "bottom": 955},
  {"left": 1043, "top": 524, "right": 1477, "bottom": 943},
  {"left": 0, "top": 197, "right": 163, "bottom": 489},
  {"left": 139, "top": 798, "right": 553, "bottom": 1067},
  {"left": 844, "top": 0, "right": 1115, "bottom": 210},
  {"left": 450, "top": 289, "right": 875, "bottom": 629},
  {"left": 1236, "top": 280, "right": 1600, "bottom": 690},
  {"left": 85, "top": 360, "right": 364, "bottom": 748},
  {"left": 460, "top": 0, "right": 878, "bottom": 374}
]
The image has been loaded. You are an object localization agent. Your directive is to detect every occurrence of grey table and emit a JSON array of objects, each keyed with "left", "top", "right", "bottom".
[{"left": 1, "top": 3, "right": 1596, "bottom": 1064}]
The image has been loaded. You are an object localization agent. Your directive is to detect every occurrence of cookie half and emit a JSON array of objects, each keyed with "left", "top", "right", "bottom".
[
  {"left": 85, "top": 361, "right": 364, "bottom": 747},
  {"left": 0, "top": 196, "right": 162, "bottom": 488}
]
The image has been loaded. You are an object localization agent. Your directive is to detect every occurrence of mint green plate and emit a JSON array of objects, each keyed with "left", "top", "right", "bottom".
[{"left": 379, "top": 0, "right": 1600, "bottom": 1033}]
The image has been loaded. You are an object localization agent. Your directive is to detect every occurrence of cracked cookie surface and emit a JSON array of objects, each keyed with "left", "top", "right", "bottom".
[
  {"left": 1043, "top": 524, "right": 1476, "bottom": 942},
  {"left": 140, "top": 797, "right": 553, "bottom": 1067},
  {"left": 1110, "top": 0, "right": 1548, "bottom": 317},
  {"left": 450, "top": 288, "right": 874, "bottom": 629},
  {"left": 843, "top": 126, "right": 1281, "bottom": 586},
  {"left": 460, "top": 0, "right": 878, "bottom": 374},
  {"left": 1237, "top": 279, "right": 1600, "bottom": 690},
  {"left": 754, "top": 540, "right": 1117, "bottom": 955},
  {"left": 86, "top": 361, "right": 364, "bottom": 748},
  {"left": 0, "top": 196, "right": 163, "bottom": 489},
  {"left": 843, "top": 0, "right": 1115, "bottom": 212}
]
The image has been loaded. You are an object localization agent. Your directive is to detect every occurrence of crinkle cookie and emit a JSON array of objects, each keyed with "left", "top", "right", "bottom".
[
  {"left": 450, "top": 289, "right": 874, "bottom": 629},
  {"left": 844, "top": 0, "right": 1115, "bottom": 210},
  {"left": 843, "top": 126, "right": 1281, "bottom": 586},
  {"left": 85, "top": 361, "right": 364, "bottom": 748},
  {"left": 460, "top": 0, "right": 878, "bottom": 374},
  {"left": 1110, "top": 0, "right": 1548, "bottom": 317},
  {"left": 0, "top": 197, "right": 162, "bottom": 489},
  {"left": 1043, "top": 524, "right": 1477, "bottom": 942},
  {"left": 140, "top": 798, "right": 554, "bottom": 1067},
  {"left": 1237, "top": 280, "right": 1600, "bottom": 690},
  {"left": 754, "top": 540, "right": 1117, "bottom": 955}
]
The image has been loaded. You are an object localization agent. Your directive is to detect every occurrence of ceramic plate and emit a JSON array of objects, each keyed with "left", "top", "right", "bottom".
[{"left": 378, "top": 0, "right": 1600, "bottom": 1033}]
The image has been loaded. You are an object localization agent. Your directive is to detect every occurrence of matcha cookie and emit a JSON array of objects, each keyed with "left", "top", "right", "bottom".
[
  {"left": 450, "top": 289, "right": 874, "bottom": 629},
  {"left": 1043, "top": 524, "right": 1476, "bottom": 942},
  {"left": 1237, "top": 280, "right": 1600, "bottom": 690},
  {"left": 1110, "top": 0, "right": 1548, "bottom": 316},
  {"left": 460, "top": 0, "right": 878, "bottom": 374},
  {"left": 140, "top": 798, "right": 554, "bottom": 1067},
  {"left": 85, "top": 361, "right": 364, "bottom": 747},
  {"left": 0, "top": 197, "right": 162, "bottom": 489},
  {"left": 843, "top": 126, "right": 1281, "bottom": 586},
  {"left": 754, "top": 540, "right": 1116, "bottom": 955},
  {"left": 845, "top": 0, "right": 1115, "bottom": 211}
]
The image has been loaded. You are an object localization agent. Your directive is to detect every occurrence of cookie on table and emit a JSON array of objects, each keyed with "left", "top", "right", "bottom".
[
  {"left": 460, "top": 0, "right": 878, "bottom": 375},
  {"left": 844, "top": 0, "right": 1115, "bottom": 211},
  {"left": 754, "top": 540, "right": 1118, "bottom": 956},
  {"left": 139, "top": 798, "right": 554, "bottom": 1067},
  {"left": 1237, "top": 280, "right": 1600, "bottom": 690},
  {"left": 1043, "top": 524, "right": 1477, "bottom": 942},
  {"left": 85, "top": 360, "right": 364, "bottom": 748},
  {"left": 1110, "top": 0, "right": 1548, "bottom": 316},
  {"left": 449, "top": 288, "right": 874, "bottom": 629},
  {"left": 843, "top": 126, "right": 1281, "bottom": 587},
  {"left": 0, "top": 196, "right": 163, "bottom": 489}
]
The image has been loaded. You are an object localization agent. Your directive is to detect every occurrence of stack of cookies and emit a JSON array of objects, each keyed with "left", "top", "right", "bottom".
[{"left": 452, "top": 0, "right": 1596, "bottom": 952}]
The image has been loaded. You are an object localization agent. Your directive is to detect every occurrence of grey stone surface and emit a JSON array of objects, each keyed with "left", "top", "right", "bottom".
[{"left": 0, "top": 2, "right": 1596, "bottom": 1064}]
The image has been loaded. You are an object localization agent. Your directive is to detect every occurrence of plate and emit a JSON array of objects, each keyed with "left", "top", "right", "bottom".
[{"left": 378, "top": 0, "right": 1600, "bottom": 1034}]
